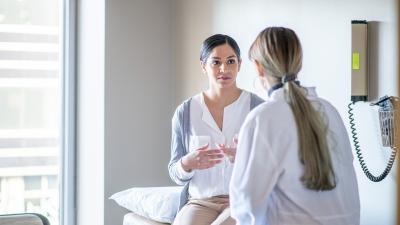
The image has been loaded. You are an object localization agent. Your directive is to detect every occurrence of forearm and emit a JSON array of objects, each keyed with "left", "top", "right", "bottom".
[{"left": 168, "top": 158, "right": 194, "bottom": 185}]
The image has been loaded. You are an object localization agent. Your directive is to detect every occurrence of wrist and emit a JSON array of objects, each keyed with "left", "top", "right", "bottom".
[{"left": 181, "top": 157, "right": 192, "bottom": 172}]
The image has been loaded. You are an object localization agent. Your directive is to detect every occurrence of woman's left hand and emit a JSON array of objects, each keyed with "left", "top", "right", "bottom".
[{"left": 218, "top": 137, "right": 238, "bottom": 163}]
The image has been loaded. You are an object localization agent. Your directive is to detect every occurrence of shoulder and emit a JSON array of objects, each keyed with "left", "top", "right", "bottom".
[
  {"left": 305, "top": 87, "right": 341, "bottom": 115},
  {"left": 248, "top": 91, "right": 264, "bottom": 102},
  {"left": 319, "top": 98, "right": 338, "bottom": 112},
  {"left": 243, "top": 99, "right": 288, "bottom": 129},
  {"left": 174, "top": 97, "right": 194, "bottom": 115},
  {"left": 314, "top": 97, "right": 344, "bottom": 126},
  {"left": 172, "top": 97, "right": 193, "bottom": 125},
  {"left": 310, "top": 95, "right": 341, "bottom": 116},
  {"left": 248, "top": 92, "right": 265, "bottom": 109},
  {"left": 238, "top": 90, "right": 265, "bottom": 110}
]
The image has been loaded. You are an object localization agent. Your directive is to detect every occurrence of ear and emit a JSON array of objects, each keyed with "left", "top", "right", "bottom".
[
  {"left": 200, "top": 61, "right": 207, "bottom": 74},
  {"left": 237, "top": 59, "right": 242, "bottom": 72},
  {"left": 253, "top": 60, "right": 265, "bottom": 77}
]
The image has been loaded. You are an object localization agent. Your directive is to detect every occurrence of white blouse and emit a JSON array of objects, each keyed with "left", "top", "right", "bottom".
[
  {"left": 230, "top": 87, "right": 360, "bottom": 225},
  {"left": 176, "top": 90, "right": 251, "bottom": 199}
]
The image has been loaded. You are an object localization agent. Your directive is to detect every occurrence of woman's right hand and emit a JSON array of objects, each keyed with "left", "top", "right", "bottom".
[{"left": 181, "top": 143, "right": 224, "bottom": 172}]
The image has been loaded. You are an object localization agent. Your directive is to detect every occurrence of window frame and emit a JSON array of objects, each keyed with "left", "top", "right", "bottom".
[{"left": 60, "top": 0, "right": 76, "bottom": 224}]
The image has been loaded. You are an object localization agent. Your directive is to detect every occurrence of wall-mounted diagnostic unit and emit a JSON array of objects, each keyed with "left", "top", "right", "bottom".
[
  {"left": 351, "top": 20, "right": 369, "bottom": 102},
  {"left": 348, "top": 20, "right": 399, "bottom": 182}
]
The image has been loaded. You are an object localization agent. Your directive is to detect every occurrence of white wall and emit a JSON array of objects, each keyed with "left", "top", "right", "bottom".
[
  {"left": 77, "top": 0, "right": 397, "bottom": 224},
  {"left": 104, "top": 0, "right": 175, "bottom": 225},
  {"left": 76, "top": 0, "right": 105, "bottom": 225},
  {"left": 174, "top": 0, "right": 398, "bottom": 225}
]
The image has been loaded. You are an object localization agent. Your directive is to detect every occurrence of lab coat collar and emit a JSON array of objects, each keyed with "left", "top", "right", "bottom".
[{"left": 269, "top": 86, "right": 318, "bottom": 101}]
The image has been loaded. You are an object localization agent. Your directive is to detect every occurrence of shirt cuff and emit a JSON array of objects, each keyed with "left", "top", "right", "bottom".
[{"left": 177, "top": 158, "right": 195, "bottom": 180}]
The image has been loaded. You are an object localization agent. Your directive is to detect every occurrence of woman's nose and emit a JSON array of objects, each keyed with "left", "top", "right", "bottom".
[{"left": 219, "top": 63, "right": 227, "bottom": 73}]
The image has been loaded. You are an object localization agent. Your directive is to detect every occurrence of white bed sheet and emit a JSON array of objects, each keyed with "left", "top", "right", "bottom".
[{"left": 123, "top": 213, "right": 171, "bottom": 225}]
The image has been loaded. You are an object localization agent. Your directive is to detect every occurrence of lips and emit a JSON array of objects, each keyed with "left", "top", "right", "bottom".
[{"left": 217, "top": 75, "right": 231, "bottom": 80}]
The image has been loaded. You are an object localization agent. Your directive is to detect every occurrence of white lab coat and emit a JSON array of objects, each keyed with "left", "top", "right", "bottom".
[{"left": 230, "top": 87, "right": 360, "bottom": 225}]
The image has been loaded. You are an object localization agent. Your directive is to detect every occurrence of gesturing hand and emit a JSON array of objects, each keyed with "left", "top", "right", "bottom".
[
  {"left": 218, "top": 137, "right": 238, "bottom": 163},
  {"left": 181, "top": 143, "right": 224, "bottom": 172}
]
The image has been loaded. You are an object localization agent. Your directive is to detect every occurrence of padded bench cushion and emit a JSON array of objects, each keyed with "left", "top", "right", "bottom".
[{"left": 123, "top": 212, "right": 171, "bottom": 225}]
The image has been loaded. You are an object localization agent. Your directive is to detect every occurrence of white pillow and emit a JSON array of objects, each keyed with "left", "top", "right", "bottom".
[{"left": 110, "top": 186, "right": 183, "bottom": 223}]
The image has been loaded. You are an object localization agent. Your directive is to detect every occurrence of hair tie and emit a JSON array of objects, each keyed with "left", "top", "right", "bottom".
[
  {"left": 282, "top": 74, "right": 297, "bottom": 83},
  {"left": 267, "top": 74, "right": 300, "bottom": 97}
]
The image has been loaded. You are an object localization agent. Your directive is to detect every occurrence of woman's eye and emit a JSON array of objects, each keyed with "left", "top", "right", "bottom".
[
  {"left": 211, "top": 60, "right": 221, "bottom": 66},
  {"left": 227, "top": 59, "right": 237, "bottom": 64}
]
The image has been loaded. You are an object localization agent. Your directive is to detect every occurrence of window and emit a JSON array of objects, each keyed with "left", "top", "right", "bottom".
[
  {"left": 47, "top": 175, "right": 58, "bottom": 189},
  {"left": 0, "top": 1, "right": 75, "bottom": 225},
  {"left": 24, "top": 176, "right": 42, "bottom": 190}
]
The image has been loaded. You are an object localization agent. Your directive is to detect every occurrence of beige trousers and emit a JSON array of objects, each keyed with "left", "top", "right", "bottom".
[{"left": 173, "top": 196, "right": 235, "bottom": 225}]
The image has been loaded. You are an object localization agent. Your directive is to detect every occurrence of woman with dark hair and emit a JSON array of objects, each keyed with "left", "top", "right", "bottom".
[
  {"left": 168, "top": 34, "right": 264, "bottom": 225},
  {"left": 230, "top": 27, "right": 360, "bottom": 225}
]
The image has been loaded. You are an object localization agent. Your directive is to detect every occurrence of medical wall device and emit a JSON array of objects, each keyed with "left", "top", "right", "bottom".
[
  {"left": 351, "top": 20, "right": 369, "bottom": 102},
  {"left": 348, "top": 20, "right": 399, "bottom": 182}
]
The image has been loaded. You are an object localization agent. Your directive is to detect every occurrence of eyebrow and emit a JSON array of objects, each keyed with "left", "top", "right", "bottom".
[{"left": 210, "top": 55, "right": 237, "bottom": 60}]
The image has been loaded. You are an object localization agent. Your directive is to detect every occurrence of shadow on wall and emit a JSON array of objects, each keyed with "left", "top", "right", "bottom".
[
  {"left": 173, "top": 0, "right": 214, "bottom": 104},
  {"left": 368, "top": 21, "right": 380, "bottom": 102}
]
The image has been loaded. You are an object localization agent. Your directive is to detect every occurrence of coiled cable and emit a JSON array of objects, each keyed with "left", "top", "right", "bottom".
[{"left": 348, "top": 102, "right": 397, "bottom": 182}]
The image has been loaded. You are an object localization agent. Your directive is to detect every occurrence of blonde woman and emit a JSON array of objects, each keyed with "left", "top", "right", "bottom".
[{"left": 230, "top": 27, "right": 360, "bottom": 225}]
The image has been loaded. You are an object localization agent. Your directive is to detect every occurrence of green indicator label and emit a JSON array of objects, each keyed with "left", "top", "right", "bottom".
[{"left": 352, "top": 53, "right": 360, "bottom": 70}]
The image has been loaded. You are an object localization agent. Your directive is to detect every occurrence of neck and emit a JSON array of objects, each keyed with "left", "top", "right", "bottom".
[
  {"left": 264, "top": 75, "right": 280, "bottom": 90},
  {"left": 204, "top": 85, "right": 242, "bottom": 107}
]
